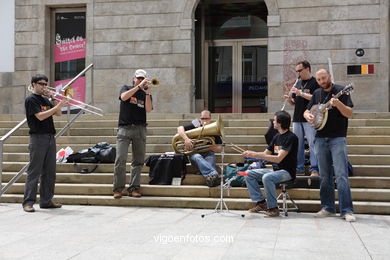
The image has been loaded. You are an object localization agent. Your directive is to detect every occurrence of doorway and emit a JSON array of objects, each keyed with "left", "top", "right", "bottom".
[
  {"left": 195, "top": 1, "right": 268, "bottom": 113},
  {"left": 207, "top": 40, "right": 267, "bottom": 113}
]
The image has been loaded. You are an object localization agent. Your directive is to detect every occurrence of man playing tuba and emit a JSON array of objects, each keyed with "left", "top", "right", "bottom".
[{"left": 176, "top": 110, "right": 222, "bottom": 187}]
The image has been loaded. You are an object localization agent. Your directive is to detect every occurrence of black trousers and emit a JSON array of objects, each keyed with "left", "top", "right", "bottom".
[{"left": 23, "top": 134, "right": 57, "bottom": 207}]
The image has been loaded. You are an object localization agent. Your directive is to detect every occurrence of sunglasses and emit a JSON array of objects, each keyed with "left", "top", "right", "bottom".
[
  {"left": 37, "top": 82, "right": 48, "bottom": 86},
  {"left": 136, "top": 77, "right": 145, "bottom": 80},
  {"left": 200, "top": 117, "right": 211, "bottom": 120},
  {"left": 296, "top": 68, "right": 304, "bottom": 73}
]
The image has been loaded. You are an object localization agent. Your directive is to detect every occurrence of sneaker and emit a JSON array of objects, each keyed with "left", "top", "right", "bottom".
[
  {"left": 343, "top": 213, "right": 356, "bottom": 222},
  {"left": 113, "top": 192, "right": 122, "bottom": 199},
  {"left": 129, "top": 189, "right": 142, "bottom": 198},
  {"left": 310, "top": 171, "right": 319, "bottom": 177},
  {"left": 40, "top": 202, "right": 62, "bottom": 209},
  {"left": 248, "top": 201, "right": 267, "bottom": 213},
  {"left": 314, "top": 209, "right": 335, "bottom": 218},
  {"left": 264, "top": 207, "right": 280, "bottom": 217},
  {"left": 23, "top": 205, "right": 35, "bottom": 213}
]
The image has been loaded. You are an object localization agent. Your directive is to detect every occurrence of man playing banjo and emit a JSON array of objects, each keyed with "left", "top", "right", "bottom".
[{"left": 304, "top": 69, "right": 356, "bottom": 222}]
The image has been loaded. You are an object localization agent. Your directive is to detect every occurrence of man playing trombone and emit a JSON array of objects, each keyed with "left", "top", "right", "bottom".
[
  {"left": 176, "top": 110, "right": 222, "bottom": 187},
  {"left": 23, "top": 74, "right": 67, "bottom": 212},
  {"left": 113, "top": 69, "right": 153, "bottom": 199}
]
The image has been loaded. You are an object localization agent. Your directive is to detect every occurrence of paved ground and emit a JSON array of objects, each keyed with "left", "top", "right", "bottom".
[{"left": 0, "top": 203, "right": 389, "bottom": 260}]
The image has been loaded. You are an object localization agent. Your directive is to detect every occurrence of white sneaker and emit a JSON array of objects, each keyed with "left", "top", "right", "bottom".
[
  {"left": 344, "top": 213, "right": 356, "bottom": 222},
  {"left": 314, "top": 209, "right": 335, "bottom": 218}
]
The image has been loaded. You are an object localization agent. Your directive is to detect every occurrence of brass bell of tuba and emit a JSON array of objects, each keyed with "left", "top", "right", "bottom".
[{"left": 172, "top": 115, "right": 224, "bottom": 155}]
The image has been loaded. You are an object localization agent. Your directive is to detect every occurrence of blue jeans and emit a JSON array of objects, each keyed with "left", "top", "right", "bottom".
[
  {"left": 293, "top": 122, "right": 318, "bottom": 173},
  {"left": 314, "top": 137, "right": 354, "bottom": 215},
  {"left": 189, "top": 151, "right": 218, "bottom": 177},
  {"left": 245, "top": 168, "right": 291, "bottom": 209}
]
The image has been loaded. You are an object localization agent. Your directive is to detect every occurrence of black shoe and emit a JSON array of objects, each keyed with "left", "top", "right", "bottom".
[
  {"left": 40, "top": 202, "right": 62, "bottom": 209},
  {"left": 206, "top": 174, "right": 220, "bottom": 187}
]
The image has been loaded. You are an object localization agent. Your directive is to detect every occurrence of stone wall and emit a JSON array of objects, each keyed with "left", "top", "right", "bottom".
[
  {"left": 267, "top": 0, "right": 389, "bottom": 112},
  {"left": 2, "top": 0, "right": 389, "bottom": 114}
]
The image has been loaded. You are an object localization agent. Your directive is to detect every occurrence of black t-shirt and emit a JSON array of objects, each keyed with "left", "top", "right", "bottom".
[
  {"left": 267, "top": 131, "right": 298, "bottom": 179},
  {"left": 118, "top": 85, "right": 152, "bottom": 126},
  {"left": 25, "top": 94, "right": 55, "bottom": 135},
  {"left": 307, "top": 84, "right": 354, "bottom": 138},
  {"left": 292, "top": 77, "right": 319, "bottom": 122},
  {"left": 183, "top": 122, "right": 223, "bottom": 144},
  {"left": 146, "top": 154, "right": 188, "bottom": 185}
]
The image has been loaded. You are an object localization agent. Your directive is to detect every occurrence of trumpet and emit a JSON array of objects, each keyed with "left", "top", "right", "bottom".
[
  {"left": 143, "top": 78, "right": 159, "bottom": 90},
  {"left": 43, "top": 87, "right": 103, "bottom": 116}
]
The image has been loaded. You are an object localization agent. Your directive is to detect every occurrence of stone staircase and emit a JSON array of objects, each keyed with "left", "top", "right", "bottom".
[{"left": 1, "top": 113, "right": 390, "bottom": 214}]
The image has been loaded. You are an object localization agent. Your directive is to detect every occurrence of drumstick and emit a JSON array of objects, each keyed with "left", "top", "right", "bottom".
[{"left": 230, "top": 143, "right": 245, "bottom": 153}]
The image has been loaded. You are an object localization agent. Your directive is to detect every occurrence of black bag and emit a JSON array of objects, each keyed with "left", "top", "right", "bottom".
[
  {"left": 66, "top": 142, "right": 116, "bottom": 164},
  {"left": 94, "top": 142, "right": 116, "bottom": 163},
  {"left": 66, "top": 148, "right": 98, "bottom": 163}
]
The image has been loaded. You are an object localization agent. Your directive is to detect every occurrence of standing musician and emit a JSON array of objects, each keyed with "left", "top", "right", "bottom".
[
  {"left": 304, "top": 69, "right": 356, "bottom": 222},
  {"left": 242, "top": 110, "right": 298, "bottom": 217},
  {"left": 284, "top": 60, "right": 319, "bottom": 176},
  {"left": 23, "top": 74, "right": 66, "bottom": 213},
  {"left": 176, "top": 110, "right": 222, "bottom": 187},
  {"left": 113, "top": 69, "right": 153, "bottom": 199}
]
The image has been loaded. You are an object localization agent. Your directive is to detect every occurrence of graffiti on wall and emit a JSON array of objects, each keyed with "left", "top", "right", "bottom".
[{"left": 282, "top": 40, "right": 309, "bottom": 94}]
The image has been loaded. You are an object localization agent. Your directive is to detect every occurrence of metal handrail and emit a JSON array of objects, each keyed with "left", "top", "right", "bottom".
[
  {"left": 0, "top": 110, "right": 85, "bottom": 196},
  {"left": 0, "top": 63, "right": 94, "bottom": 197}
]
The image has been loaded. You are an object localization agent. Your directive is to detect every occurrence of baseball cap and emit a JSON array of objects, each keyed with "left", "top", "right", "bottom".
[{"left": 134, "top": 69, "right": 147, "bottom": 78}]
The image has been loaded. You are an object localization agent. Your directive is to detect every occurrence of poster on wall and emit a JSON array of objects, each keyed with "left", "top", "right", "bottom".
[{"left": 54, "top": 12, "right": 86, "bottom": 111}]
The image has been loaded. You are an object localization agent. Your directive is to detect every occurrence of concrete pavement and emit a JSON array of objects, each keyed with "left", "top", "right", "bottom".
[{"left": 0, "top": 203, "right": 389, "bottom": 259}]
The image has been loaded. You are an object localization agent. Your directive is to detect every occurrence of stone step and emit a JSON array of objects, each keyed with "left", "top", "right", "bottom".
[
  {"left": 5, "top": 135, "right": 390, "bottom": 145},
  {"left": 2, "top": 118, "right": 390, "bottom": 130},
  {"left": 3, "top": 126, "right": 390, "bottom": 136},
  {"left": 1, "top": 143, "right": 267, "bottom": 153},
  {"left": 3, "top": 143, "right": 390, "bottom": 156},
  {"left": 4, "top": 182, "right": 390, "bottom": 202},
  {"left": 0, "top": 119, "right": 283, "bottom": 128},
  {"left": 349, "top": 119, "right": 390, "bottom": 126},
  {"left": 1, "top": 112, "right": 389, "bottom": 121},
  {"left": 3, "top": 152, "right": 390, "bottom": 165},
  {"left": 3, "top": 172, "right": 390, "bottom": 189},
  {"left": 2, "top": 162, "right": 390, "bottom": 177},
  {"left": 1, "top": 194, "right": 389, "bottom": 214}
]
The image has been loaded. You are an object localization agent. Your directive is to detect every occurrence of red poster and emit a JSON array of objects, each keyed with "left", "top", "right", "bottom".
[{"left": 54, "top": 12, "right": 86, "bottom": 108}]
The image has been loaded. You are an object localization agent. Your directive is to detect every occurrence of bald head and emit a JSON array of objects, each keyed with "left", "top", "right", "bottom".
[
  {"left": 315, "top": 69, "right": 332, "bottom": 90},
  {"left": 200, "top": 110, "right": 211, "bottom": 126}
]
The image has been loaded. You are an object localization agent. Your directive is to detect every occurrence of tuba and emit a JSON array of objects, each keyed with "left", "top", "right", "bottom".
[{"left": 172, "top": 115, "right": 224, "bottom": 155}]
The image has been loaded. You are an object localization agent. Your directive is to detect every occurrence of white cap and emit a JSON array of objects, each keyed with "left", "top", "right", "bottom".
[{"left": 134, "top": 69, "right": 147, "bottom": 78}]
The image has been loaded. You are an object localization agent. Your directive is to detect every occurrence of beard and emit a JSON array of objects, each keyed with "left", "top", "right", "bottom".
[{"left": 322, "top": 81, "right": 332, "bottom": 90}]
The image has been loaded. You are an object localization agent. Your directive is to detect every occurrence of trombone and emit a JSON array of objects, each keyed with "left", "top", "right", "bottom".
[{"left": 44, "top": 86, "right": 103, "bottom": 117}]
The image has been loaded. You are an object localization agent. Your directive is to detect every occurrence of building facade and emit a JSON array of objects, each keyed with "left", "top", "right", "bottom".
[{"left": 0, "top": 0, "right": 389, "bottom": 114}]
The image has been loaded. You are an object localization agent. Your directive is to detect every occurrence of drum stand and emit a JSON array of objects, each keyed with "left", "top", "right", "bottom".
[{"left": 201, "top": 143, "right": 245, "bottom": 218}]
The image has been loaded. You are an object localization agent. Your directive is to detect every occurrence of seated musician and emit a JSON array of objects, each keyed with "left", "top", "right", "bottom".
[
  {"left": 176, "top": 110, "right": 222, "bottom": 187},
  {"left": 241, "top": 110, "right": 298, "bottom": 217}
]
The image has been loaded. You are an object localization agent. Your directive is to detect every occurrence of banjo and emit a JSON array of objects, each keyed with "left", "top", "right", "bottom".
[{"left": 310, "top": 84, "right": 354, "bottom": 130}]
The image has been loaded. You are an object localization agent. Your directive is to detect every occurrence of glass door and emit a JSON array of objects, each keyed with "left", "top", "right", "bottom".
[{"left": 207, "top": 40, "right": 267, "bottom": 113}]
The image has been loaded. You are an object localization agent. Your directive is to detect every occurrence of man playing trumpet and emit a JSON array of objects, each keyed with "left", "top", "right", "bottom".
[
  {"left": 23, "top": 74, "right": 67, "bottom": 212},
  {"left": 176, "top": 110, "right": 222, "bottom": 187},
  {"left": 113, "top": 69, "right": 153, "bottom": 199}
]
